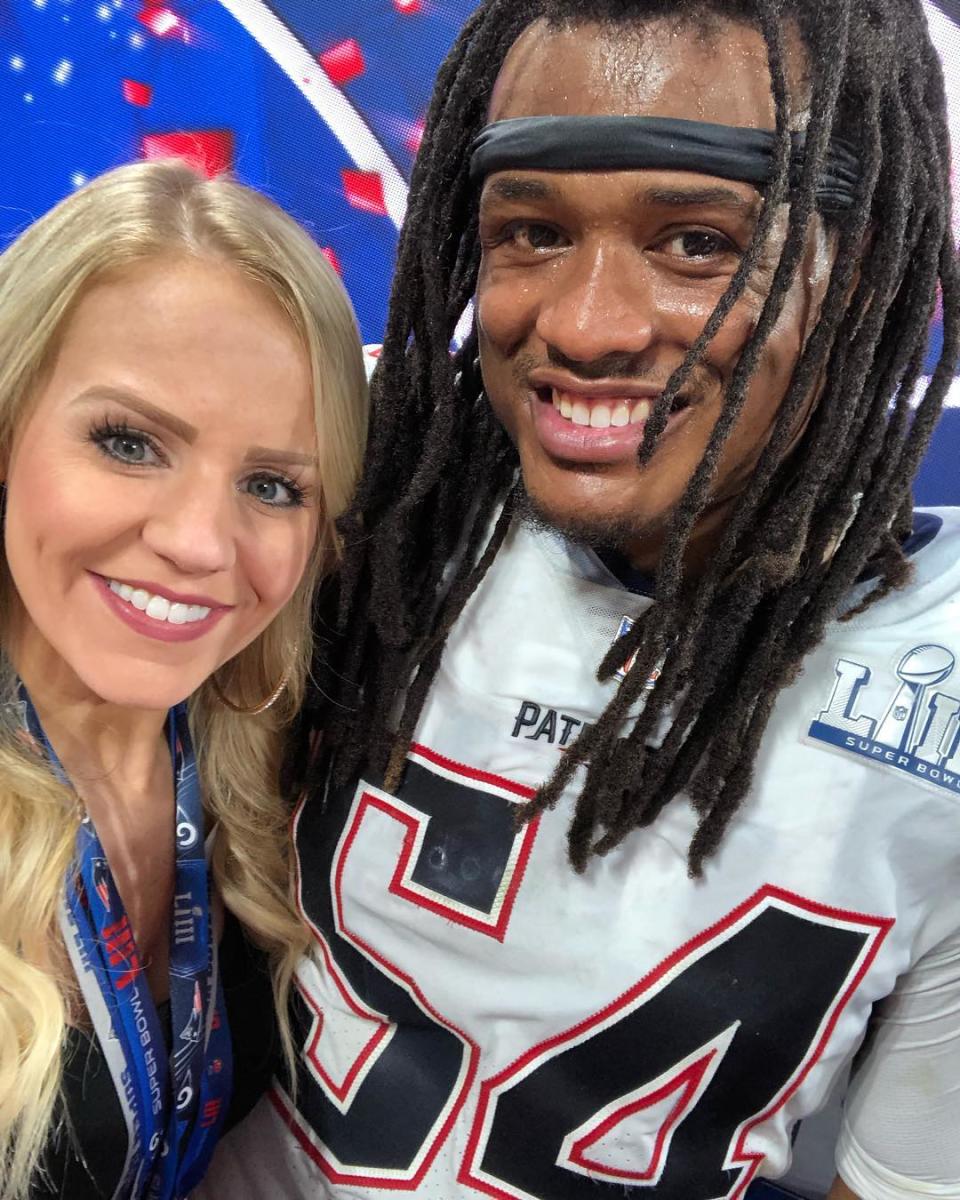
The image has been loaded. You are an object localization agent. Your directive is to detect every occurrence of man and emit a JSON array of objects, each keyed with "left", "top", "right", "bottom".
[{"left": 203, "top": 1, "right": 960, "bottom": 1196}]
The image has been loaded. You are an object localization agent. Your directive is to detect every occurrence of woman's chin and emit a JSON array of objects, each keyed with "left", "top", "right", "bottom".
[{"left": 71, "top": 667, "right": 205, "bottom": 714}]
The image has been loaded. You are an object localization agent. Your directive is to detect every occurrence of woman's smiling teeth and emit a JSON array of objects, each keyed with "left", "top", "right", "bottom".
[
  {"left": 551, "top": 391, "right": 652, "bottom": 429},
  {"left": 107, "top": 579, "right": 212, "bottom": 624}
]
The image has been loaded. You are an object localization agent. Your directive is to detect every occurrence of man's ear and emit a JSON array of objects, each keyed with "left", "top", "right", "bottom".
[
  {"left": 840, "top": 226, "right": 876, "bottom": 343},
  {"left": 847, "top": 225, "right": 874, "bottom": 299},
  {"left": 807, "top": 223, "right": 873, "bottom": 345}
]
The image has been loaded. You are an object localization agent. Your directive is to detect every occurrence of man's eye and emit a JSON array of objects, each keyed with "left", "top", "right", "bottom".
[
  {"left": 505, "top": 221, "right": 565, "bottom": 251},
  {"left": 661, "top": 230, "right": 737, "bottom": 260}
]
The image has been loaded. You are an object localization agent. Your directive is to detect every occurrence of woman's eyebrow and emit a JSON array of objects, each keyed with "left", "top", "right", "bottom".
[
  {"left": 71, "top": 385, "right": 197, "bottom": 442},
  {"left": 244, "top": 446, "right": 318, "bottom": 468},
  {"left": 72, "top": 388, "right": 317, "bottom": 465}
]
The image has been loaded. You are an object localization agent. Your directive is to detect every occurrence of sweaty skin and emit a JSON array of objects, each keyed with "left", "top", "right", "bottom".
[{"left": 476, "top": 18, "right": 833, "bottom": 575}]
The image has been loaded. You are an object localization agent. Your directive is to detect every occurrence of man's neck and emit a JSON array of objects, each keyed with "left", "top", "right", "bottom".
[{"left": 622, "top": 492, "right": 741, "bottom": 581}]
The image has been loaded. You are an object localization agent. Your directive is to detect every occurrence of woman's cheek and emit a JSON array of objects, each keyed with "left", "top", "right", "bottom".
[{"left": 248, "top": 517, "right": 316, "bottom": 613}]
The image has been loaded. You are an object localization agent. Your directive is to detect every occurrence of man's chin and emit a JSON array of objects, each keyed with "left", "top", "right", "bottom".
[{"left": 515, "top": 485, "right": 658, "bottom": 555}]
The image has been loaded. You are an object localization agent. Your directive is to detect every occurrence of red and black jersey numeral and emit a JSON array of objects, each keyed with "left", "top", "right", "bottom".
[
  {"left": 279, "top": 747, "right": 537, "bottom": 1187},
  {"left": 280, "top": 748, "right": 891, "bottom": 1197},
  {"left": 462, "top": 890, "right": 890, "bottom": 1199}
]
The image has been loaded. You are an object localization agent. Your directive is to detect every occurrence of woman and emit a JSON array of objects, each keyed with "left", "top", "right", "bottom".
[{"left": 0, "top": 159, "right": 368, "bottom": 1198}]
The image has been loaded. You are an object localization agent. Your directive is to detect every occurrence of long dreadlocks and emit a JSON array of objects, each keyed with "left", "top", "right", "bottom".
[{"left": 312, "top": 0, "right": 960, "bottom": 876}]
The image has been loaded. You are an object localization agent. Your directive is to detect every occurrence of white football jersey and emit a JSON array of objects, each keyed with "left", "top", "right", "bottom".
[{"left": 200, "top": 510, "right": 960, "bottom": 1200}]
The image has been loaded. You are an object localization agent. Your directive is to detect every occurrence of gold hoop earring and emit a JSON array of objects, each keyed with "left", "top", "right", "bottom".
[{"left": 210, "top": 656, "right": 295, "bottom": 716}]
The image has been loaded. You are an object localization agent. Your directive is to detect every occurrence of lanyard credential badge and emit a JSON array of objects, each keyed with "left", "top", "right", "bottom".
[{"left": 21, "top": 689, "right": 232, "bottom": 1200}]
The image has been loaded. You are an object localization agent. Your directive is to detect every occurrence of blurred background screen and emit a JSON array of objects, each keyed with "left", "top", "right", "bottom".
[{"left": 1, "top": 0, "right": 957, "bottom": 504}]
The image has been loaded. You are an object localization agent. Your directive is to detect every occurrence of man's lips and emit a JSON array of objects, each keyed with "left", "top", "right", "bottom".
[
  {"left": 527, "top": 368, "right": 666, "bottom": 402},
  {"left": 526, "top": 373, "right": 695, "bottom": 465},
  {"left": 547, "top": 388, "right": 654, "bottom": 429}
]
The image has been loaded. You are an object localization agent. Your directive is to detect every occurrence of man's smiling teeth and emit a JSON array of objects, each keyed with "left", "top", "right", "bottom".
[
  {"left": 107, "top": 580, "right": 211, "bottom": 625},
  {"left": 552, "top": 392, "right": 652, "bottom": 428}
]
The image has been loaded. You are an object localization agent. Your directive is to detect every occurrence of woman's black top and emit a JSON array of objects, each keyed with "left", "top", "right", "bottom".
[{"left": 30, "top": 912, "right": 279, "bottom": 1200}]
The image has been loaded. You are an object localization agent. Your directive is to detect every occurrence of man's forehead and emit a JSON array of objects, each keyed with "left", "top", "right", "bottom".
[
  {"left": 472, "top": 18, "right": 858, "bottom": 212},
  {"left": 488, "top": 17, "right": 807, "bottom": 130}
]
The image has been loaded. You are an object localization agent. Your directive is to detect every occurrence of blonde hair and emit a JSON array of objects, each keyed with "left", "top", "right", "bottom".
[{"left": 0, "top": 160, "right": 368, "bottom": 1196}]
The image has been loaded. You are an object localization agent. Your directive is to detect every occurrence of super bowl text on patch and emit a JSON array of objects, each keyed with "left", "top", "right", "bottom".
[{"left": 808, "top": 642, "right": 960, "bottom": 795}]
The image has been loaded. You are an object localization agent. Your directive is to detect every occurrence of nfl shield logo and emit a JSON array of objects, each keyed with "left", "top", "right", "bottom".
[
  {"left": 614, "top": 616, "right": 662, "bottom": 689},
  {"left": 93, "top": 858, "right": 111, "bottom": 910}
]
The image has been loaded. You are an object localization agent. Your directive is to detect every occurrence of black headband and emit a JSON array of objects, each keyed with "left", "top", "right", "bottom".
[{"left": 469, "top": 116, "right": 861, "bottom": 212}]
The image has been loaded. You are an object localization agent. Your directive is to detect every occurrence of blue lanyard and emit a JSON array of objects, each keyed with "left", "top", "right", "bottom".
[{"left": 21, "top": 690, "right": 233, "bottom": 1199}]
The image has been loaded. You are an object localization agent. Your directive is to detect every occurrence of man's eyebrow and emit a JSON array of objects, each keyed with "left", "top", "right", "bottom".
[
  {"left": 71, "top": 386, "right": 197, "bottom": 442},
  {"left": 482, "top": 175, "right": 559, "bottom": 204},
  {"left": 640, "top": 185, "right": 760, "bottom": 216},
  {"left": 483, "top": 177, "right": 760, "bottom": 215}
]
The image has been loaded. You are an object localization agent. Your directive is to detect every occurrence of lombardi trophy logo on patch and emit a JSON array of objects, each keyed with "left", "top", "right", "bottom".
[
  {"left": 809, "top": 642, "right": 960, "bottom": 794},
  {"left": 874, "top": 645, "right": 955, "bottom": 750}
]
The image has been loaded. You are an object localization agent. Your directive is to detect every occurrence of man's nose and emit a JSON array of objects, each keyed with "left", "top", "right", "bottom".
[{"left": 535, "top": 240, "right": 658, "bottom": 368}]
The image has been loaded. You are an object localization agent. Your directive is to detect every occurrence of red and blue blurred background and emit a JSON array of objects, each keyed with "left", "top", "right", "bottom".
[{"left": 1, "top": 0, "right": 958, "bottom": 507}]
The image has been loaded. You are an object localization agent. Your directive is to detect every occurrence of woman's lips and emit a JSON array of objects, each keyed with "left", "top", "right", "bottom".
[
  {"left": 530, "top": 387, "right": 694, "bottom": 464},
  {"left": 91, "top": 572, "right": 230, "bottom": 644}
]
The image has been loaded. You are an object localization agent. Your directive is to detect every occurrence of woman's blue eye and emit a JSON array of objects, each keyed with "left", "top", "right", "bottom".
[
  {"left": 91, "top": 425, "right": 159, "bottom": 465},
  {"left": 106, "top": 434, "right": 149, "bottom": 462},
  {"left": 90, "top": 422, "right": 306, "bottom": 508},
  {"left": 245, "top": 475, "right": 305, "bottom": 508}
]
